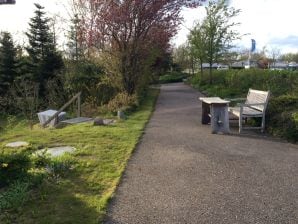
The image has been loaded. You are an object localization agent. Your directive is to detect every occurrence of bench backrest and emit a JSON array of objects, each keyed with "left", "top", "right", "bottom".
[{"left": 245, "top": 89, "right": 270, "bottom": 112}]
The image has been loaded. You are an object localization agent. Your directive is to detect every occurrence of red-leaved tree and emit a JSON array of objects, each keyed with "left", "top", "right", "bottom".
[{"left": 73, "top": 0, "right": 205, "bottom": 94}]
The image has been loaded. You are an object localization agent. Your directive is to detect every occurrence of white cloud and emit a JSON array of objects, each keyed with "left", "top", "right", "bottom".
[
  {"left": 174, "top": 0, "right": 298, "bottom": 53},
  {"left": 172, "top": 7, "right": 206, "bottom": 47},
  {"left": 0, "top": 0, "right": 68, "bottom": 45}
]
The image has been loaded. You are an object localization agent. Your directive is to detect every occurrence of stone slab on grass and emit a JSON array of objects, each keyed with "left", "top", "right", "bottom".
[
  {"left": 94, "top": 118, "right": 116, "bottom": 126},
  {"left": 5, "top": 141, "right": 29, "bottom": 148},
  {"left": 36, "top": 146, "right": 76, "bottom": 157},
  {"left": 103, "top": 119, "right": 116, "bottom": 125},
  {"left": 61, "top": 117, "right": 93, "bottom": 124}
]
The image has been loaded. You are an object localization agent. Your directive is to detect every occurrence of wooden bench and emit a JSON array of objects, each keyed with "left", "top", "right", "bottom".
[{"left": 228, "top": 89, "right": 270, "bottom": 133}]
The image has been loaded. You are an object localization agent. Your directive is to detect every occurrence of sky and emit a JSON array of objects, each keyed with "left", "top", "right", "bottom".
[
  {"left": 176, "top": 0, "right": 298, "bottom": 54},
  {"left": 1, "top": 0, "right": 298, "bottom": 54}
]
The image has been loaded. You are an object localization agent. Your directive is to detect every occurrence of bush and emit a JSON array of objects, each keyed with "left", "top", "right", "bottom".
[
  {"left": 0, "top": 148, "right": 76, "bottom": 213},
  {"left": 0, "top": 150, "right": 31, "bottom": 187},
  {"left": 45, "top": 154, "right": 74, "bottom": 179},
  {"left": 159, "top": 72, "right": 188, "bottom": 84},
  {"left": 267, "top": 95, "right": 298, "bottom": 142},
  {"left": 267, "top": 95, "right": 298, "bottom": 114},
  {"left": 106, "top": 92, "right": 138, "bottom": 113},
  {"left": 193, "top": 69, "right": 298, "bottom": 97},
  {"left": 31, "top": 150, "right": 51, "bottom": 169}
]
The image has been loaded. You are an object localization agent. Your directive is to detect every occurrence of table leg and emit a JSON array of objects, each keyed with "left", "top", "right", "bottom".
[
  {"left": 210, "top": 104, "right": 230, "bottom": 134},
  {"left": 201, "top": 101, "right": 210, "bottom": 124}
]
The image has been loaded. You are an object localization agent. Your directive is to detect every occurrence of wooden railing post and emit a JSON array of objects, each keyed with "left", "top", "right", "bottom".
[{"left": 77, "top": 92, "right": 81, "bottom": 117}]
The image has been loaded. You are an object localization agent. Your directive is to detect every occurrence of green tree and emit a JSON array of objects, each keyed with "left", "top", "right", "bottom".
[
  {"left": 196, "top": 0, "right": 240, "bottom": 84},
  {"left": 0, "top": 32, "right": 17, "bottom": 95},
  {"left": 281, "top": 53, "right": 298, "bottom": 62},
  {"left": 74, "top": 0, "right": 204, "bottom": 95},
  {"left": 67, "top": 14, "right": 84, "bottom": 61},
  {"left": 173, "top": 44, "right": 191, "bottom": 72},
  {"left": 188, "top": 22, "right": 207, "bottom": 78},
  {"left": 25, "top": 3, "right": 64, "bottom": 97}
]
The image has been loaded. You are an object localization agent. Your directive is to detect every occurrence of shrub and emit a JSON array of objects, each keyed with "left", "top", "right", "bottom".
[
  {"left": 267, "top": 95, "right": 298, "bottom": 142},
  {"left": 64, "top": 60, "right": 106, "bottom": 101},
  {"left": 0, "top": 150, "right": 31, "bottom": 187},
  {"left": 31, "top": 150, "right": 51, "bottom": 169},
  {"left": 267, "top": 95, "right": 298, "bottom": 114},
  {"left": 195, "top": 69, "right": 298, "bottom": 97},
  {"left": 159, "top": 71, "right": 188, "bottom": 84},
  {"left": 267, "top": 111, "right": 298, "bottom": 142},
  {"left": 106, "top": 92, "right": 138, "bottom": 113},
  {"left": 45, "top": 154, "right": 75, "bottom": 181}
]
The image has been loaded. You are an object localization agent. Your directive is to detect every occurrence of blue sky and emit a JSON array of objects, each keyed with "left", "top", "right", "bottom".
[{"left": 0, "top": 0, "right": 298, "bottom": 53}]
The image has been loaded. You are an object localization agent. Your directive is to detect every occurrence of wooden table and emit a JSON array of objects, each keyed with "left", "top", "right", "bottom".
[{"left": 199, "top": 97, "right": 230, "bottom": 134}]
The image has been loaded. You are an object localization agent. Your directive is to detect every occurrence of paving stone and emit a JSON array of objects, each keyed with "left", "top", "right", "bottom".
[
  {"left": 5, "top": 141, "right": 29, "bottom": 148},
  {"left": 36, "top": 146, "right": 76, "bottom": 157}
]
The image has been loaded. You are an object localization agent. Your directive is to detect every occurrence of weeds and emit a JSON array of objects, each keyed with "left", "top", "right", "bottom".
[{"left": 0, "top": 181, "right": 29, "bottom": 211}]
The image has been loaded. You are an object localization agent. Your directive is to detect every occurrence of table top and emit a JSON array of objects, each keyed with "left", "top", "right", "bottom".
[
  {"left": 37, "top": 109, "right": 66, "bottom": 116},
  {"left": 199, "top": 97, "right": 230, "bottom": 104}
]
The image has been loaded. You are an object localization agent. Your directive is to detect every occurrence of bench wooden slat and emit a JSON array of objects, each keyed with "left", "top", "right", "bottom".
[{"left": 229, "top": 106, "right": 263, "bottom": 117}]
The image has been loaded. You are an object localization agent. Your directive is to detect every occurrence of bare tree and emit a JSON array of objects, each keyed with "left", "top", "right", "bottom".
[
  {"left": 10, "top": 78, "right": 39, "bottom": 129},
  {"left": 268, "top": 47, "right": 281, "bottom": 68}
]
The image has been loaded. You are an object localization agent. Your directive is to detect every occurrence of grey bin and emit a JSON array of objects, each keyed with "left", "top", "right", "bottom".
[{"left": 37, "top": 109, "right": 66, "bottom": 127}]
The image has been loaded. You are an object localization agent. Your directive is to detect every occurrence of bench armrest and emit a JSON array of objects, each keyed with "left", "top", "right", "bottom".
[
  {"left": 225, "top": 98, "right": 246, "bottom": 106},
  {"left": 239, "top": 103, "right": 266, "bottom": 107},
  {"left": 225, "top": 98, "right": 246, "bottom": 101},
  {"left": 238, "top": 103, "right": 266, "bottom": 113}
]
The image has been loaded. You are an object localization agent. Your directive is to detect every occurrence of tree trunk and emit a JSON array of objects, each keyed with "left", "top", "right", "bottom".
[
  {"left": 200, "top": 60, "right": 203, "bottom": 82},
  {"left": 191, "top": 55, "right": 195, "bottom": 76},
  {"left": 209, "top": 63, "right": 213, "bottom": 84},
  {"left": 121, "top": 50, "right": 138, "bottom": 95}
]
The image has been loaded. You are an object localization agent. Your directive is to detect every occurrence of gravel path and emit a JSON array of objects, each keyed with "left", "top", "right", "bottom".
[{"left": 105, "top": 83, "right": 298, "bottom": 224}]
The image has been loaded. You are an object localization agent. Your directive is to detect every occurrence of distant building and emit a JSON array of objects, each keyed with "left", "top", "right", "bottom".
[
  {"left": 0, "top": 0, "right": 15, "bottom": 4},
  {"left": 231, "top": 60, "right": 258, "bottom": 69},
  {"left": 288, "top": 61, "right": 298, "bottom": 70},
  {"left": 269, "top": 61, "right": 298, "bottom": 70},
  {"left": 269, "top": 61, "right": 288, "bottom": 70},
  {"left": 200, "top": 63, "right": 229, "bottom": 70}
]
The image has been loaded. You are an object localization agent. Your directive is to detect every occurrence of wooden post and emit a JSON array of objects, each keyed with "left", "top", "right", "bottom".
[{"left": 77, "top": 92, "right": 81, "bottom": 117}]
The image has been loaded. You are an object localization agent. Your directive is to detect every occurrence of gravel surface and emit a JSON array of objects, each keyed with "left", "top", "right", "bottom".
[{"left": 105, "top": 83, "right": 298, "bottom": 224}]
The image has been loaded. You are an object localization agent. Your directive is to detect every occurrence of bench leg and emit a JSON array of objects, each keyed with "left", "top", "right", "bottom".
[
  {"left": 239, "top": 107, "right": 243, "bottom": 133},
  {"left": 261, "top": 115, "right": 265, "bottom": 133}
]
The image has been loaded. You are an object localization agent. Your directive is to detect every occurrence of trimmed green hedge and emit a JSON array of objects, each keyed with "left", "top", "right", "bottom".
[
  {"left": 159, "top": 72, "right": 188, "bottom": 84},
  {"left": 190, "top": 69, "right": 298, "bottom": 142},
  {"left": 267, "top": 95, "right": 298, "bottom": 141}
]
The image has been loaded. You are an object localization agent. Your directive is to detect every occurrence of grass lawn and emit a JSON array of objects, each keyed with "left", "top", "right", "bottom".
[{"left": 0, "top": 88, "right": 159, "bottom": 224}]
